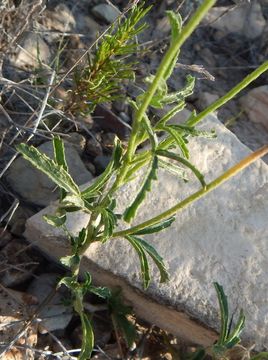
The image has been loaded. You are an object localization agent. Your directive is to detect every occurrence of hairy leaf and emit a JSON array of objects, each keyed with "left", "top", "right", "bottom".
[
  {"left": 79, "top": 313, "right": 94, "bottom": 360},
  {"left": 17, "top": 143, "right": 80, "bottom": 196},
  {"left": 60, "top": 254, "right": 80, "bottom": 268},
  {"left": 53, "top": 136, "right": 68, "bottom": 199},
  {"left": 214, "top": 282, "right": 229, "bottom": 345},
  {"left": 43, "top": 213, "right": 66, "bottom": 227},
  {"left": 89, "top": 286, "right": 111, "bottom": 299},
  {"left": 132, "top": 217, "right": 175, "bottom": 235},
  {"left": 123, "top": 156, "right": 158, "bottom": 223},
  {"left": 126, "top": 235, "right": 150, "bottom": 288},
  {"left": 157, "top": 149, "right": 205, "bottom": 187},
  {"left": 125, "top": 235, "right": 169, "bottom": 288},
  {"left": 163, "top": 11, "right": 182, "bottom": 80},
  {"left": 158, "top": 158, "right": 188, "bottom": 181},
  {"left": 225, "top": 310, "right": 245, "bottom": 348},
  {"left": 53, "top": 136, "right": 68, "bottom": 171},
  {"left": 82, "top": 137, "right": 123, "bottom": 199},
  {"left": 133, "top": 236, "right": 169, "bottom": 283},
  {"left": 163, "top": 126, "right": 189, "bottom": 158}
]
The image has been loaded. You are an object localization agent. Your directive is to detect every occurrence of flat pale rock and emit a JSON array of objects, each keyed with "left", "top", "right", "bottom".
[{"left": 25, "top": 114, "right": 268, "bottom": 349}]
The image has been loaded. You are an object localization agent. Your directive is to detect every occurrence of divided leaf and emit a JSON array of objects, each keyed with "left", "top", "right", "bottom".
[
  {"left": 157, "top": 149, "right": 206, "bottom": 187},
  {"left": 17, "top": 143, "right": 80, "bottom": 196},
  {"left": 123, "top": 156, "right": 158, "bottom": 223},
  {"left": 163, "top": 126, "right": 189, "bottom": 158},
  {"left": 132, "top": 217, "right": 175, "bottom": 235},
  {"left": 163, "top": 11, "right": 182, "bottom": 80},
  {"left": 125, "top": 235, "right": 169, "bottom": 289}
]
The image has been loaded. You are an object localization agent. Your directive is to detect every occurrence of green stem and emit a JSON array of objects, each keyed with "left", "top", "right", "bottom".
[
  {"left": 113, "top": 145, "right": 268, "bottom": 238},
  {"left": 110, "top": 0, "right": 216, "bottom": 192},
  {"left": 187, "top": 60, "right": 268, "bottom": 126}
]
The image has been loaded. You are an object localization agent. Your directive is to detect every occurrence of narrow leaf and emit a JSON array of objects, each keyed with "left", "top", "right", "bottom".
[
  {"left": 43, "top": 213, "right": 66, "bottom": 227},
  {"left": 226, "top": 309, "right": 245, "bottom": 347},
  {"left": 142, "top": 114, "right": 158, "bottom": 150},
  {"left": 132, "top": 217, "right": 175, "bottom": 235},
  {"left": 79, "top": 313, "right": 94, "bottom": 360},
  {"left": 131, "top": 236, "right": 169, "bottom": 283},
  {"left": 123, "top": 156, "right": 158, "bottom": 223},
  {"left": 60, "top": 254, "right": 80, "bottom": 268},
  {"left": 158, "top": 158, "right": 188, "bottom": 181},
  {"left": 163, "top": 11, "right": 182, "bottom": 80},
  {"left": 125, "top": 235, "right": 150, "bottom": 289},
  {"left": 89, "top": 286, "right": 111, "bottom": 299},
  {"left": 53, "top": 136, "right": 68, "bottom": 171},
  {"left": 81, "top": 137, "right": 123, "bottom": 199},
  {"left": 157, "top": 149, "right": 206, "bottom": 187},
  {"left": 17, "top": 143, "right": 80, "bottom": 196},
  {"left": 214, "top": 282, "right": 229, "bottom": 345},
  {"left": 164, "top": 126, "right": 189, "bottom": 158}
]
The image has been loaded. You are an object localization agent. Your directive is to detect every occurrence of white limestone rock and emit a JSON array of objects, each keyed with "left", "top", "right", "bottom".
[{"left": 24, "top": 114, "right": 268, "bottom": 349}]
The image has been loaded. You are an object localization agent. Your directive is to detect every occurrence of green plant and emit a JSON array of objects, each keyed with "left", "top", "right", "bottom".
[
  {"left": 17, "top": 1, "right": 268, "bottom": 358},
  {"left": 187, "top": 283, "right": 268, "bottom": 360}
]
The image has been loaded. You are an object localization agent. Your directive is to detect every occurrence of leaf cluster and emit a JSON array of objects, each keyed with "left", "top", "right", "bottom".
[{"left": 69, "top": 2, "right": 151, "bottom": 114}]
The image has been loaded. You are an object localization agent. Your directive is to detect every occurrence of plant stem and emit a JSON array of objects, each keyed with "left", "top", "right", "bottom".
[
  {"left": 110, "top": 0, "right": 216, "bottom": 192},
  {"left": 113, "top": 145, "right": 268, "bottom": 238},
  {"left": 187, "top": 60, "right": 268, "bottom": 127}
]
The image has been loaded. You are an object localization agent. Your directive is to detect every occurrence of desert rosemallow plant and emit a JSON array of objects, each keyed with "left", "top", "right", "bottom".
[{"left": 17, "top": 1, "right": 268, "bottom": 358}]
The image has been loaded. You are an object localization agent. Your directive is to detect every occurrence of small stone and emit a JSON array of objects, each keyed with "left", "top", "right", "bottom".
[
  {"left": 239, "top": 85, "right": 268, "bottom": 131},
  {"left": 101, "top": 132, "right": 116, "bottom": 151},
  {"left": 83, "top": 160, "right": 96, "bottom": 176},
  {"left": 65, "top": 132, "right": 86, "bottom": 155},
  {"left": 86, "top": 134, "right": 103, "bottom": 158},
  {"left": 203, "top": 2, "right": 265, "bottom": 39},
  {"left": 94, "top": 155, "right": 111, "bottom": 174},
  {"left": 91, "top": 4, "right": 120, "bottom": 24},
  {"left": 42, "top": 4, "right": 76, "bottom": 33},
  {"left": 27, "top": 273, "right": 73, "bottom": 334},
  {"left": 7, "top": 141, "right": 93, "bottom": 207},
  {"left": 9, "top": 206, "right": 34, "bottom": 236},
  {"left": 13, "top": 32, "right": 51, "bottom": 69},
  {"left": 112, "top": 100, "right": 126, "bottom": 113}
]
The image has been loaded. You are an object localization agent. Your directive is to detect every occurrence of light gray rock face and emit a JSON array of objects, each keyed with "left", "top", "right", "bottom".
[
  {"left": 25, "top": 114, "right": 268, "bottom": 349},
  {"left": 7, "top": 141, "right": 93, "bottom": 207},
  {"left": 203, "top": 2, "right": 265, "bottom": 39}
]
